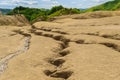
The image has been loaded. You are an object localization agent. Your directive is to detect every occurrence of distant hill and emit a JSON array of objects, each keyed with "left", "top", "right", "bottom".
[
  {"left": 0, "top": 8, "right": 12, "bottom": 14},
  {"left": 86, "top": 0, "right": 120, "bottom": 12}
]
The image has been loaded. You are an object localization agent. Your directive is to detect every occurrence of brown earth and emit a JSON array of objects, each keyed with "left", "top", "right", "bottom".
[
  {"left": 0, "top": 15, "right": 30, "bottom": 26},
  {"left": 0, "top": 11, "right": 120, "bottom": 80}
]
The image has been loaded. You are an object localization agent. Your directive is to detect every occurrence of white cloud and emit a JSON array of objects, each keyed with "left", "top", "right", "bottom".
[
  {"left": 12, "top": 0, "right": 38, "bottom": 5},
  {"left": 42, "top": 0, "right": 51, "bottom": 1},
  {"left": 0, "top": 0, "right": 113, "bottom": 9},
  {"left": 0, "top": 0, "right": 38, "bottom": 5}
]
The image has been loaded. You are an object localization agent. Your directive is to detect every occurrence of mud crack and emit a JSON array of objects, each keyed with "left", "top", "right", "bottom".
[{"left": 31, "top": 27, "right": 73, "bottom": 79}]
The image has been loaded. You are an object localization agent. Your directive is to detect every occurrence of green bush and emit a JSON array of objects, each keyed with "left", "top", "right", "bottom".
[
  {"left": 47, "top": 5, "right": 64, "bottom": 15},
  {"left": 48, "top": 8, "right": 81, "bottom": 18},
  {"left": 8, "top": 6, "right": 48, "bottom": 22}
]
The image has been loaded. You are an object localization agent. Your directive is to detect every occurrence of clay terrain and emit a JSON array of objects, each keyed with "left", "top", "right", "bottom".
[{"left": 1, "top": 11, "right": 120, "bottom": 80}]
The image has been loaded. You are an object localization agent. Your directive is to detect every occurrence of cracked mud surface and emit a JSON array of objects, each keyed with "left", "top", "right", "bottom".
[{"left": 1, "top": 16, "right": 120, "bottom": 80}]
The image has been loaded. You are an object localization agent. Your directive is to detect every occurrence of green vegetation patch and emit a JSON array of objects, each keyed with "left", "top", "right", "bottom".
[
  {"left": 85, "top": 0, "right": 120, "bottom": 12},
  {"left": 8, "top": 6, "right": 81, "bottom": 23}
]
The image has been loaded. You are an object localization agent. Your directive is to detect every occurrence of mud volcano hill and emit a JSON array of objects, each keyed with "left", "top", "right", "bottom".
[
  {"left": 0, "top": 11, "right": 120, "bottom": 80},
  {"left": 0, "top": 14, "right": 30, "bottom": 26}
]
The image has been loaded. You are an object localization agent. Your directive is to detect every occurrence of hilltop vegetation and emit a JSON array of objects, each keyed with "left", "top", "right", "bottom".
[
  {"left": 86, "top": 0, "right": 120, "bottom": 12},
  {"left": 8, "top": 6, "right": 81, "bottom": 23},
  {"left": 48, "top": 8, "right": 80, "bottom": 19},
  {"left": 8, "top": 6, "right": 49, "bottom": 22}
]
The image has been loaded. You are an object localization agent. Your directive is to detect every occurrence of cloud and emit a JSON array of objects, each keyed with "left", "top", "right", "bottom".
[
  {"left": 0, "top": 0, "right": 38, "bottom": 6},
  {"left": 12, "top": 0, "right": 38, "bottom": 5},
  {"left": 42, "top": 0, "right": 51, "bottom": 1},
  {"left": 41, "top": 0, "right": 60, "bottom": 7},
  {"left": 0, "top": 0, "right": 112, "bottom": 9}
]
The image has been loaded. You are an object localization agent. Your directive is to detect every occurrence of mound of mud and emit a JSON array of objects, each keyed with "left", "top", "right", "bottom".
[
  {"left": 73, "top": 11, "right": 120, "bottom": 19},
  {"left": 50, "top": 11, "right": 120, "bottom": 21},
  {"left": 0, "top": 15, "right": 30, "bottom": 26}
]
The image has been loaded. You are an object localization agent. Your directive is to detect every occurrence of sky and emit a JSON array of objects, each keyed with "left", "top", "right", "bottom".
[{"left": 0, "top": 0, "right": 113, "bottom": 9}]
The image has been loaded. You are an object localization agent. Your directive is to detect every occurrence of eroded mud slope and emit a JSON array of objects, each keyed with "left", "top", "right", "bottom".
[{"left": 1, "top": 13, "right": 120, "bottom": 80}]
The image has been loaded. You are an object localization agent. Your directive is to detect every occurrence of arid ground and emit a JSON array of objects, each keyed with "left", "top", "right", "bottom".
[{"left": 0, "top": 12, "right": 120, "bottom": 80}]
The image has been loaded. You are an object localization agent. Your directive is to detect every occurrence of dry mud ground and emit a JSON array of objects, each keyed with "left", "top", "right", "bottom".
[{"left": 1, "top": 15, "right": 120, "bottom": 80}]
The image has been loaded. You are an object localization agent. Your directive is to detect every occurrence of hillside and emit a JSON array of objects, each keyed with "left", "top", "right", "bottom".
[
  {"left": 0, "top": 15, "right": 30, "bottom": 26},
  {"left": 0, "top": 8, "right": 11, "bottom": 14},
  {"left": 86, "top": 0, "right": 120, "bottom": 12}
]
